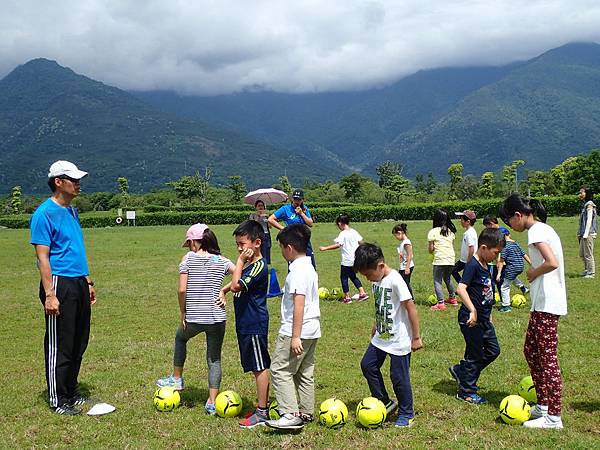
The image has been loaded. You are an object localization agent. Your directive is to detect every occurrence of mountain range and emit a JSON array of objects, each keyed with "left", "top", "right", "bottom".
[{"left": 1, "top": 42, "right": 600, "bottom": 193}]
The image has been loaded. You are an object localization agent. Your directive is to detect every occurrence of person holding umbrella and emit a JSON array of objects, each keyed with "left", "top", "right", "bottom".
[
  {"left": 268, "top": 189, "right": 316, "bottom": 268},
  {"left": 244, "top": 188, "right": 289, "bottom": 266},
  {"left": 249, "top": 200, "right": 272, "bottom": 265}
]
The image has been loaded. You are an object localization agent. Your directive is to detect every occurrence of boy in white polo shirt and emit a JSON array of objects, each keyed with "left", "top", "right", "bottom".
[
  {"left": 266, "top": 224, "right": 321, "bottom": 431},
  {"left": 452, "top": 210, "right": 478, "bottom": 283}
]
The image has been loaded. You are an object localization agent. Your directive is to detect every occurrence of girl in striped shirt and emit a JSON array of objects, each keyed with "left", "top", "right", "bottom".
[{"left": 157, "top": 223, "right": 234, "bottom": 415}]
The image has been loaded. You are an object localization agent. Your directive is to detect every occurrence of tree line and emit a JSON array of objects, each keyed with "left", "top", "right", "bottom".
[{"left": 3, "top": 149, "right": 598, "bottom": 215}]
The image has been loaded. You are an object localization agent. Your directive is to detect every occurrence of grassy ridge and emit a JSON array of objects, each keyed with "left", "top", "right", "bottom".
[{"left": 0, "top": 218, "right": 598, "bottom": 448}]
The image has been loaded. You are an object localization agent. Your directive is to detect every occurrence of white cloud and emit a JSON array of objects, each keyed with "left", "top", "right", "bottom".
[{"left": 1, "top": 0, "right": 599, "bottom": 94}]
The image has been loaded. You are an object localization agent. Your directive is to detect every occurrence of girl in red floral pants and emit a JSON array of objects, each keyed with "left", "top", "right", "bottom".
[{"left": 500, "top": 194, "right": 567, "bottom": 429}]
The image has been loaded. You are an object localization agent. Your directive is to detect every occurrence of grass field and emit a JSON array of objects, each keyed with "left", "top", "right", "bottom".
[{"left": 1, "top": 218, "right": 599, "bottom": 449}]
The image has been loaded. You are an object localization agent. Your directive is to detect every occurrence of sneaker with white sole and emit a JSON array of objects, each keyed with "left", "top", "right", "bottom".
[
  {"left": 394, "top": 416, "right": 414, "bottom": 428},
  {"left": 523, "top": 415, "right": 563, "bottom": 429},
  {"left": 529, "top": 404, "right": 548, "bottom": 419},
  {"left": 266, "top": 413, "right": 304, "bottom": 430},
  {"left": 204, "top": 400, "right": 216, "bottom": 415},
  {"left": 54, "top": 404, "right": 81, "bottom": 416},
  {"left": 156, "top": 375, "right": 184, "bottom": 390},
  {"left": 239, "top": 409, "right": 268, "bottom": 428}
]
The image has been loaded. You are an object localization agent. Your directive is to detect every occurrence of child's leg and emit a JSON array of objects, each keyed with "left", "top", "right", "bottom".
[
  {"left": 512, "top": 277, "right": 525, "bottom": 289},
  {"left": 399, "top": 268, "right": 414, "bottom": 298},
  {"left": 270, "top": 334, "right": 300, "bottom": 415},
  {"left": 451, "top": 260, "right": 465, "bottom": 283},
  {"left": 340, "top": 266, "right": 350, "bottom": 296},
  {"left": 173, "top": 322, "right": 204, "bottom": 376},
  {"left": 480, "top": 322, "right": 501, "bottom": 371},
  {"left": 442, "top": 265, "right": 456, "bottom": 299},
  {"left": 205, "top": 322, "right": 226, "bottom": 403},
  {"left": 500, "top": 277, "right": 512, "bottom": 307},
  {"left": 360, "top": 343, "right": 392, "bottom": 403},
  {"left": 347, "top": 266, "right": 364, "bottom": 292},
  {"left": 457, "top": 323, "right": 486, "bottom": 394},
  {"left": 432, "top": 266, "right": 445, "bottom": 303},
  {"left": 532, "top": 312, "right": 562, "bottom": 416},
  {"left": 237, "top": 334, "right": 271, "bottom": 408},
  {"left": 524, "top": 313, "right": 545, "bottom": 405},
  {"left": 254, "top": 370, "right": 270, "bottom": 409},
  {"left": 389, "top": 353, "right": 413, "bottom": 418},
  {"left": 294, "top": 338, "right": 318, "bottom": 416}
]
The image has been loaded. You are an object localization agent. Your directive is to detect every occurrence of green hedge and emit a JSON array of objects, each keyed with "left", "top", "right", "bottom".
[
  {"left": 0, "top": 196, "right": 580, "bottom": 229},
  {"left": 143, "top": 201, "right": 354, "bottom": 213}
]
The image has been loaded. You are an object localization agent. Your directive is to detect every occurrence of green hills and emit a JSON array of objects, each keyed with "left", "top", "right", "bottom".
[{"left": 0, "top": 59, "right": 338, "bottom": 193}]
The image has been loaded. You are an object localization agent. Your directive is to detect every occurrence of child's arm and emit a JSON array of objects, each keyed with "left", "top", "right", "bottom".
[
  {"left": 319, "top": 243, "right": 341, "bottom": 251},
  {"left": 428, "top": 241, "right": 435, "bottom": 254},
  {"left": 178, "top": 273, "right": 187, "bottom": 329},
  {"left": 229, "top": 248, "right": 254, "bottom": 293},
  {"left": 456, "top": 282, "right": 477, "bottom": 326},
  {"left": 404, "top": 243, "right": 413, "bottom": 274},
  {"left": 524, "top": 254, "right": 532, "bottom": 266},
  {"left": 403, "top": 300, "right": 422, "bottom": 351},
  {"left": 291, "top": 293, "right": 305, "bottom": 355},
  {"left": 496, "top": 256, "right": 505, "bottom": 282},
  {"left": 527, "top": 242, "right": 558, "bottom": 282}
]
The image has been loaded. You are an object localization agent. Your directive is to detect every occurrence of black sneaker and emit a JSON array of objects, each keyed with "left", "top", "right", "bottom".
[
  {"left": 69, "top": 396, "right": 87, "bottom": 408},
  {"left": 54, "top": 404, "right": 81, "bottom": 416}
]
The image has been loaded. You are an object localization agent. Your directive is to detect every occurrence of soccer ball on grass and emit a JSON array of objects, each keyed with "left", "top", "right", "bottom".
[
  {"left": 318, "top": 287, "right": 330, "bottom": 301},
  {"left": 215, "top": 390, "right": 243, "bottom": 418},
  {"left": 499, "top": 395, "right": 531, "bottom": 425},
  {"left": 511, "top": 294, "right": 527, "bottom": 308},
  {"left": 319, "top": 397, "right": 348, "bottom": 429},
  {"left": 356, "top": 397, "right": 386, "bottom": 429},
  {"left": 517, "top": 375, "right": 537, "bottom": 404},
  {"left": 153, "top": 387, "right": 180, "bottom": 412}
]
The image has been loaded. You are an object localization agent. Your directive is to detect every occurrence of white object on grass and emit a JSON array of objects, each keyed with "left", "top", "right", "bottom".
[{"left": 87, "top": 403, "right": 116, "bottom": 416}]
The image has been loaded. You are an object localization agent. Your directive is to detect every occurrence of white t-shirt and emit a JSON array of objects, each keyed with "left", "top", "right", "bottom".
[
  {"left": 334, "top": 228, "right": 363, "bottom": 267},
  {"left": 460, "top": 227, "right": 478, "bottom": 263},
  {"left": 396, "top": 238, "right": 415, "bottom": 270},
  {"left": 280, "top": 255, "right": 321, "bottom": 339},
  {"left": 371, "top": 270, "right": 413, "bottom": 356},
  {"left": 528, "top": 222, "right": 567, "bottom": 316}
]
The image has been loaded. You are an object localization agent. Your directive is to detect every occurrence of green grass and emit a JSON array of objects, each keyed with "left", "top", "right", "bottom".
[{"left": 1, "top": 218, "right": 598, "bottom": 449}]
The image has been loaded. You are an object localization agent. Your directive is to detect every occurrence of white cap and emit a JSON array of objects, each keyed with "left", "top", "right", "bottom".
[{"left": 48, "top": 160, "right": 88, "bottom": 179}]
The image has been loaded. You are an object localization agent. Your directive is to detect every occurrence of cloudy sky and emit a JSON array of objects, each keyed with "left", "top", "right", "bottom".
[{"left": 1, "top": 0, "right": 600, "bottom": 95}]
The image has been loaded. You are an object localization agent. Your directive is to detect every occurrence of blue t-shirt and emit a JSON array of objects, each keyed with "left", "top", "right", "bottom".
[
  {"left": 273, "top": 203, "right": 312, "bottom": 226},
  {"left": 458, "top": 257, "right": 494, "bottom": 322},
  {"left": 233, "top": 258, "right": 269, "bottom": 335},
  {"left": 500, "top": 241, "right": 525, "bottom": 280},
  {"left": 30, "top": 198, "right": 89, "bottom": 277}
]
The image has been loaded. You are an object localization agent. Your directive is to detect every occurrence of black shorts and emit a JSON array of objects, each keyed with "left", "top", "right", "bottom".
[{"left": 237, "top": 334, "right": 270, "bottom": 373}]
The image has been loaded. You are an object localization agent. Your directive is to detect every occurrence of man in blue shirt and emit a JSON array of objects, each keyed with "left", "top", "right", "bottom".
[
  {"left": 268, "top": 189, "right": 316, "bottom": 268},
  {"left": 30, "top": 161, "right": 96, "bottom": 415}
]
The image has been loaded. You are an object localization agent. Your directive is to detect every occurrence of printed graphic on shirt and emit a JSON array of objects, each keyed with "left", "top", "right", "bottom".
[{"left": 374, "top": 284, "right": 393, "bottom": 340}]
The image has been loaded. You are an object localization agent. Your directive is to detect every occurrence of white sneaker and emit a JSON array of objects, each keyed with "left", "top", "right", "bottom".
[
  {"left": 523, "top": 415, "right": 563, "bottom": 429},
  {"left": 266, "top": 413, "right": 304, "bottom": 430},
  {"left": 529, "top": 404, "right": 548, "bottom": 419}
]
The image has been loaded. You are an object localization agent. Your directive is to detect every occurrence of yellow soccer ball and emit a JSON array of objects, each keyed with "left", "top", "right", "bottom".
[
  {"left": 318, "top": 287, "right": 330, "bottom": 301},
  {"left": 153, "top": 387, "right": 181, "bottom": 412},
  {"left": 511, "top": 294, "right": 527, "bottom": 308},
  {"left": 426, "top": 294, "right": 438, "bottom": 306},
  {"left": 215, "top": 390, "right": 243, "bottom": 418},
  {"left": 356, "top": 397, "right": 387, "bottom": 429},
  {"left": 330, "top": 287, "right": 344, "bottom": 301},
  {"left": 517, "top": 375, "right": 537, "bottom": 404},
  {"left": 319, "top": 397, "right": 348, "bottom": 429},
  {"left": 268, "top": 399, "right": 281, "bottom": 420},
  {"left": 499, "top": 395, "right": 531, "bottom": 425}
]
